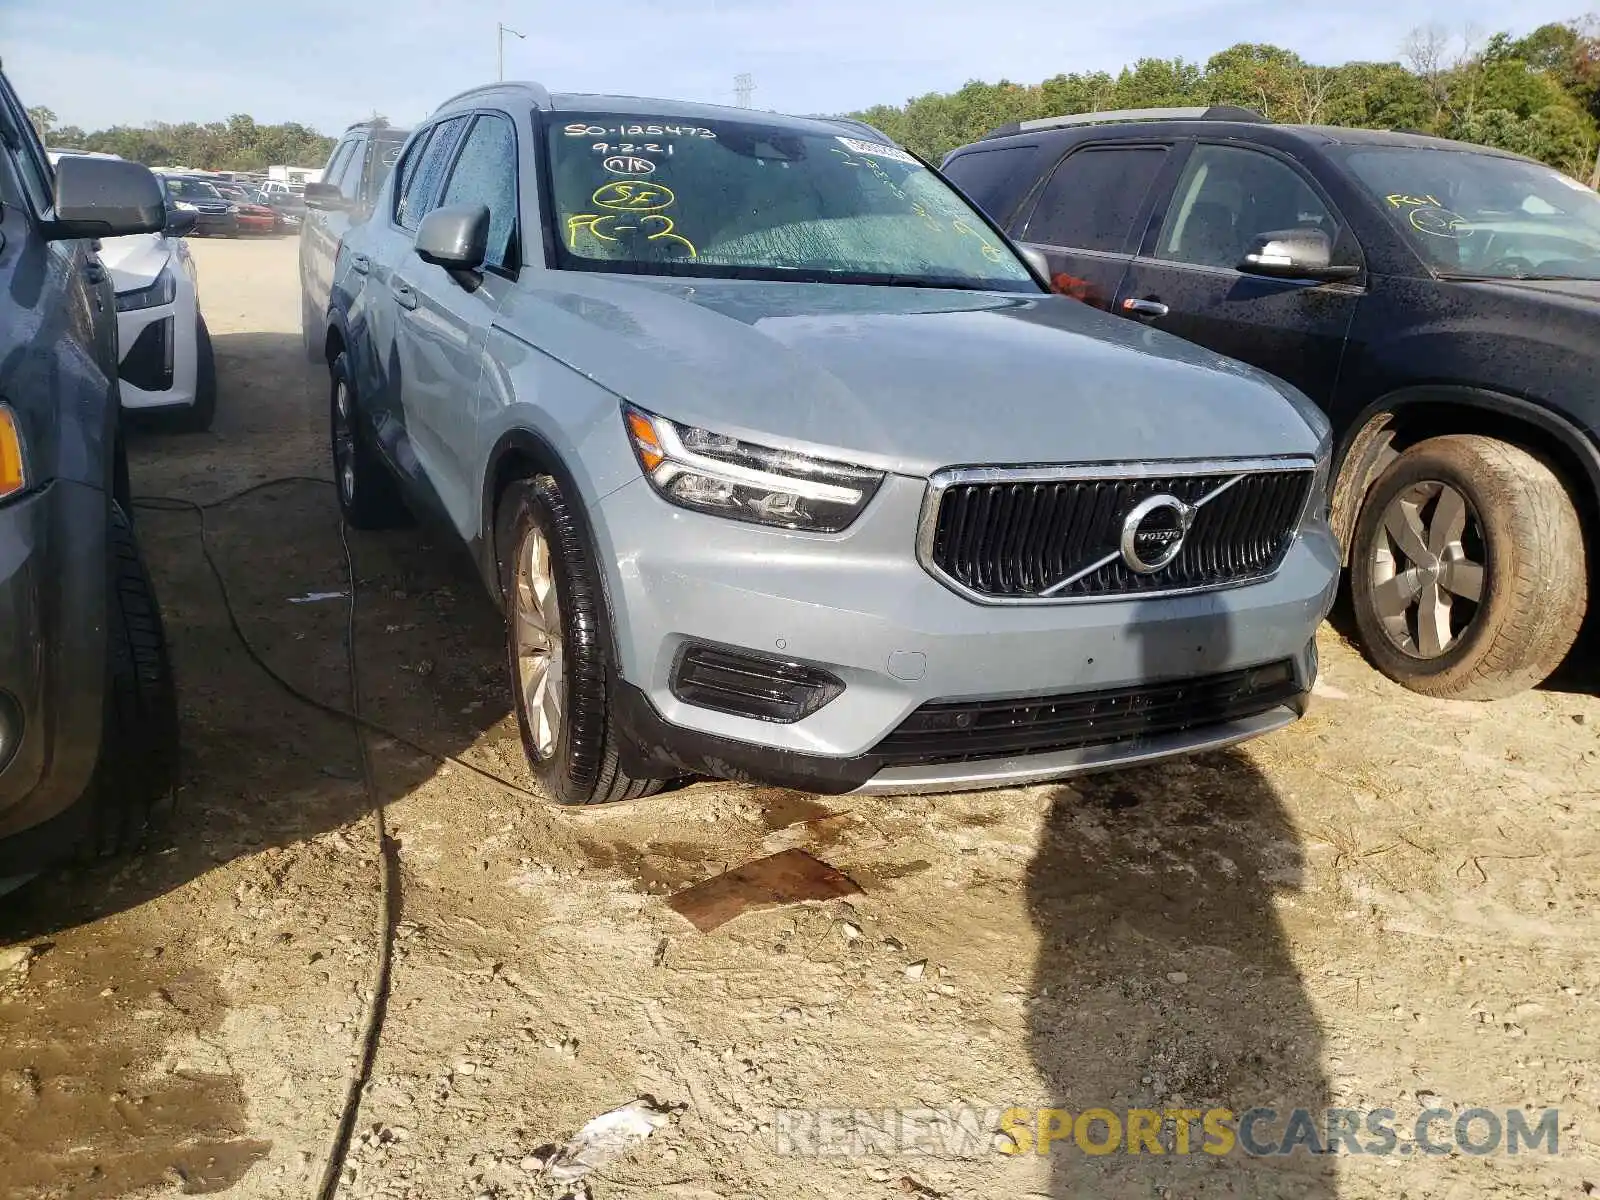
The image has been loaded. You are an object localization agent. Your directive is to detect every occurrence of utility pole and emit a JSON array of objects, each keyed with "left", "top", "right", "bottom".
[
  {"left": 498, "top": 23, "right": 525, "bottom": 82},
  {"left": 734, "top": 73, "right": 755, "bottom": 108}
]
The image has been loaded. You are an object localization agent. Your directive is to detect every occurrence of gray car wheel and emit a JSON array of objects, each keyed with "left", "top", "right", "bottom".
[
  {"left": 497, "top": 475, "right": 664, "bottom": 805},
  {"left": 1350, "top": 434, "right": 1586, "bottom": 699}
]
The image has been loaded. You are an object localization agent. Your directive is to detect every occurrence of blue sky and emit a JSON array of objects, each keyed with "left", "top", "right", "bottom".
[{"left": 2, "top": 0, "right": 1586, "bottom": 136}]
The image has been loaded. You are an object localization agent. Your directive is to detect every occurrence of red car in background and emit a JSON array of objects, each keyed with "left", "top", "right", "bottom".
[{"left": 215, "top": 184, "right": 279, "bottom": 235}]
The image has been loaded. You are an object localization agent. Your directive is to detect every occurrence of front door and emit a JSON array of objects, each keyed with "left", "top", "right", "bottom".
[
  {"left": 389, "top": 112, "right": 520, "bottom": 541},
  {"left": 1011, "top": 142, "right": 1176, "bottom": 311},
  {"left": 1113, "top": 142, "right": 1362, "bottom": 406}
]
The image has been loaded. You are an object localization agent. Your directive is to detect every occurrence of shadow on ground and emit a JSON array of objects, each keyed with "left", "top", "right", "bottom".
[
  {"left": 1025, "top": 597, "right": 1335, "bottom": 1196},
  {"left": 0, "top": 333, "right": 520, "bottom": 1198}
]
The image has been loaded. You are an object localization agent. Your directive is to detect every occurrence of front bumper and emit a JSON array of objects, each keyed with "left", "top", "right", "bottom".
[
  {"left": 0, "top": 482, "right": 108, "bottom": 865},
  {"left": 116, "top": 272, "right": 199, "bottom": 411},
  {"left": 596, "top": 474, "right": 1339, "bottom": 794},
  {"left": 189, "top": 212, "right": 237, "bottom": 237}
]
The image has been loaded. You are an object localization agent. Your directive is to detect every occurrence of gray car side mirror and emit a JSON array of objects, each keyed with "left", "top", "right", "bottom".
[
  {"left": 415, "top": 204, "right": 490, "bottom": 290},
  {"left": 47, "top": 156, "right": 166, "bottom": 241},
  {"left": 1238, "top": 228, "right": 1359, "bottom": 283}
]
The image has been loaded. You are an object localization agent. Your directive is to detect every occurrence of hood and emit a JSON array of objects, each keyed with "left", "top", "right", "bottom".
[
  {"left": 503, "top": 276, "right": 1326, "bottom": 477},
  {"left": 96, "top": 232, "right": 171, "bottom": 293}
]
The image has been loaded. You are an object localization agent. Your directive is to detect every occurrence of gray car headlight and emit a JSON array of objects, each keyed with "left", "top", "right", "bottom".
[
  {"left": 116, "top": 265, "right": 178, "bottom": 312},
  {"left": 623, "top": 404, "right": 883, "bottom": 532}
]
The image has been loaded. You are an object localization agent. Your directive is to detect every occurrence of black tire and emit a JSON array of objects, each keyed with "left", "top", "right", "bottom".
[
  {"left": 170, "top": 315, "right": 218, "bottom": 433},
  {"left": 330, "top": 350, "right": 409, "bottom": 530},
  {"left": 497, "top": 476, "right": 665, "bottom": 805},
  {"left": 1350, "top": 434, "right": 1587, "bottom": 700},
  {"left": 81, "top": 502, "right": 180, "bottom": 857}
]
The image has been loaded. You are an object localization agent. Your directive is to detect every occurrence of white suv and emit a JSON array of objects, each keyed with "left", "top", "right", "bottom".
[{"left": 47, "top": 151, "right": 217, "bottom": 431}]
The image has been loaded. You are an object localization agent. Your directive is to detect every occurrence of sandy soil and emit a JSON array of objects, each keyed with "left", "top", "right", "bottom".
[{"left": 1, "top": 235, "right": 1597, "bottom": 1200}]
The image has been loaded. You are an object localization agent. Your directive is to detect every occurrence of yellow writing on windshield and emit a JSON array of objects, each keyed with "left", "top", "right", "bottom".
[
  {"left": 592, "top": 181, "right": 677, "bottom": 213},
  {"left": 567, "top": 213, "right": 618, "bottom": 245},
  {"left": 1387, "top": 193, "right": 1443, "bottom": 208}
]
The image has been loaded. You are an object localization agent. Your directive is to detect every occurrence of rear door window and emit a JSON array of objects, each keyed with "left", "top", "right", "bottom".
[
  {"left": 942, "top": 144, "right": 1042, "bottom": 227},
  {"left": 1022, "top": 146, "right": 1170, "bottom": 253}
]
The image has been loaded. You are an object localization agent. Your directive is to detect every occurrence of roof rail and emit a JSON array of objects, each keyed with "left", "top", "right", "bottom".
[
  {"left": 981, "top": 105, "right": 1267, "bottom": 140},
  {"left": 433, "top": 80, "right": 553, "bottom": 114}
]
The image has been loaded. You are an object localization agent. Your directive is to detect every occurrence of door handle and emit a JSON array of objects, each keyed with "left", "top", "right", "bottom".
[
  {"left": 350, "top": 253, "right": 370, "bottom": 275},
  {"left": 1121, "top": 298, "right": 1169, "bottom": 318},
  {"left": 392, "top": 281, "right": 418, "bottom": 311}
]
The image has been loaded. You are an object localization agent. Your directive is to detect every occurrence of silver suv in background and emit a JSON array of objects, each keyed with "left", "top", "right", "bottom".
[
  {"left": 299, "top": 120, "right": 409, "bottom": 360},
  {"left": 308, "top": 83, "right": 1340, "bottom": 804}
]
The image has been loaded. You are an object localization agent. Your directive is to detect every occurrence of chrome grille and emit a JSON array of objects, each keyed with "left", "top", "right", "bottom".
[{"left": 921, "top": 461, "right": 1314, "bottom": 602}]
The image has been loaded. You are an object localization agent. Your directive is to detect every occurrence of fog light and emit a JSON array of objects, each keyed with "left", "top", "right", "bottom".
[
  {"left": 0, "top": 692, "right": 22, "bottom": 774},
  {"left": 670, "top": 643, "right": 844, "bottom": 724}
]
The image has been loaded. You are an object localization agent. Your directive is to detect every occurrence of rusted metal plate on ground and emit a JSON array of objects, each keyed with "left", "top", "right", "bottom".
[{"left": 666, "top": 848, "right": 862, "bottom": 933}]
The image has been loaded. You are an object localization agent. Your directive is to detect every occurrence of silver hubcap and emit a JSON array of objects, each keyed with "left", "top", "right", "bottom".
[
  {"left": 1370, "top": 481, "right": 1486, "bottom": 659},
  {"left": 333, "top": 381, "right": 356, "bottom": 503},
  {"left": 513, "top": 526, "right": 564, "bottom": 759}
]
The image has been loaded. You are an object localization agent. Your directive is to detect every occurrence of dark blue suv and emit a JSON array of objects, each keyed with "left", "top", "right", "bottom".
[
  {"left": 946, "top": 107, "right": 1599, "bottom": 700},
  {"left": 0, "top": 65, "right": 179, "bottom": 885}
]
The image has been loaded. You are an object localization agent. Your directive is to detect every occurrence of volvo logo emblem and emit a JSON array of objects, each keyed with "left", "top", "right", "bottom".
[{"left": 1119, "top": 494, "right": 1197, "bottom": 574}]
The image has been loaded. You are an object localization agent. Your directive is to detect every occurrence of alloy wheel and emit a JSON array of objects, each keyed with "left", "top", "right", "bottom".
[
  {"left": 1369, "top": 480, "right": 1486, "bottom": 659},
  {"left": 332, "top": 380, "right": 356, "bottom": 505},
  {"left": 513, "top": 525, "right": 565, "bottom": 760}
]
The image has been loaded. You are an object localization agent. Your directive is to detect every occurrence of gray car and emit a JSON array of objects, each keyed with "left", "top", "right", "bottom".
[{"left": 311, "top": 82, "right": 1340, "bottom": 804}]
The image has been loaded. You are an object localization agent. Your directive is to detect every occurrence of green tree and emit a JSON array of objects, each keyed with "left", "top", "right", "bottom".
[{"left": 26, "top": 105, "right": 56, "bottom": 141}]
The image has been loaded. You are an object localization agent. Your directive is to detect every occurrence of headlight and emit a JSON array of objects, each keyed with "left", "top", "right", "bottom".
[
  {"left": 623, "top": 404, "right": 883, "bottom": 532},
  {"left": 0, "top": 405, "right": 29, "bottom": 501},
  {"left": 116, "top": 265, "right": 178, "bottom": 312},
  {"left": 225, "top": 204, "right": 239, "bottom": 214},
  {"left": 172, "top": 200, "right": 198, "bottom": 212}
]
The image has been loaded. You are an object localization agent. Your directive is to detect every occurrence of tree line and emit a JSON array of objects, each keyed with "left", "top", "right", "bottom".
[
  {"left": 850, "top": 19, "right": 1600, "bottom": 182},
  {"left": 26, "top": 108, "right": 335, "bottom": 171}
]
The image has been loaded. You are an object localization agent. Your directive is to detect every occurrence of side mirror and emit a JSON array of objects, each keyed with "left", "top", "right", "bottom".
[
  {"left": 1017, "top": 244, "right": 1051, "bottom": 285},
  {"left": 47, "top": 156, "right": 165, "bottom": 240},
  {"left": 1238, "top": 228, "right": 1359, "bottom": 282},
  {"left": 165, "top": 209, "right": 198, "bottom": 237},
  {"left": 302, "top": 180, "right": 345, "bottom": 210},
  {"left": 415, "top": 204, "right": 489, "bottom": 288}
]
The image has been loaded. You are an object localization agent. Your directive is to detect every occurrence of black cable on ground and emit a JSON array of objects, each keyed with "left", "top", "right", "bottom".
[
  {"left": 133, "top": 479, "right": 541, "bottom": 804},
  {"left": 133, "top": 475, "right": 542, "bottom": 1196},
  {"left": 313, "top": 519, "right": 397, "bottom": 1200}
]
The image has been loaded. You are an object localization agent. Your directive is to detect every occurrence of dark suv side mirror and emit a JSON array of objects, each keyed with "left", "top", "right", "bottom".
[
  {"left": 302, "top": 180, "right": 345, "bottom": 210},
  {"left": 415, "top": 204, "right": 490, "bottom": 290},
  {"left": 47, "top": 156, "right": 165, "bottom": 240},
  {"left": 1238, "top": 228, "right": 1359, "bottom": 283}
]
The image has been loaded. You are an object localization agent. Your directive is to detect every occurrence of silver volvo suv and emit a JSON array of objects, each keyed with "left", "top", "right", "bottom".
[{"left": 311, "top": 82, "right": 1341, "bottom": 804}]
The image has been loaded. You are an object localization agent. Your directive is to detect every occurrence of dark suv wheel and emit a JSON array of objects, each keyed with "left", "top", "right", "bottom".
[
  {"left": 82, "top": 502, "right": 180, "bottom": 856},
  {"left": 1349, "top": 435, "right": 1587, "bottom": 700},
  {"left": 496, "top": 475, "right": 665, "bottom": 805}
]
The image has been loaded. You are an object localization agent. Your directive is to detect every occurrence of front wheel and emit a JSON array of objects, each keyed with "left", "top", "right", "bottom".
[
  {"left": 1349, "top": 434, "right": 1587, "bottom": 700},
  {"left": 497, "top": 476, "right": 665, "bottom": 805}
]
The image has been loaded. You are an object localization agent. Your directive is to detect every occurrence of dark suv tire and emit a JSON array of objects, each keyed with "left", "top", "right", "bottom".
[
  {"left": 82, "top": 502, "right": 180, "bottom": 857},
  {"left": 497, "top": 475, "right": 665, "bottom": 805},
  {"left": 1349, "top": 434, "right": 1587, "bottom": 700},
  {"left": 330, "top": 351, "right": 409, "bottom": 530}
]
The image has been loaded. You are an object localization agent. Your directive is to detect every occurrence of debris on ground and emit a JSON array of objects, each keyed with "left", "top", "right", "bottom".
[
  {"left": 666, "top": 848, "right": 861, "bottom": 932},
  {"left": 538, "top": 1098, "right": 679, "bottom": 1184}
]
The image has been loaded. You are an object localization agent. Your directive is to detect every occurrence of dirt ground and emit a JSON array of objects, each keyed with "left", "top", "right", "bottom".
[{"left": 2, "top": 235, "right": 1598, "bottom": 1200}]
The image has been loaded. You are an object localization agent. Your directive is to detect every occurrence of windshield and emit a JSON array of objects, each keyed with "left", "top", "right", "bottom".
[
  {"left": 373, "top": 135, "right": 407, "bottom": 192},
  {"left": 544, "top": 113, "right": 1038, "bottom": 290},
  {"left": 166, "top": 178, "right": 222, "bottom": 200},
  {"left": 1342, "top": 147, "right": 1600, "bottom": 281}
]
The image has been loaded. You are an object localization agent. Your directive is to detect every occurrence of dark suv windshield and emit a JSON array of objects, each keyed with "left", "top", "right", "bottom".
[
  {"left": 1341, "top": 147, "right": 1600, "bottom": 281},
  {"left": 166, "top": 178, "right": 222, "bottom": 200},
  {"left": 373, "top": 134, "right": 408, "bottom": 192},
  {"left": 544, "top": 113, "right": 1037, "bottom": 290}
]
